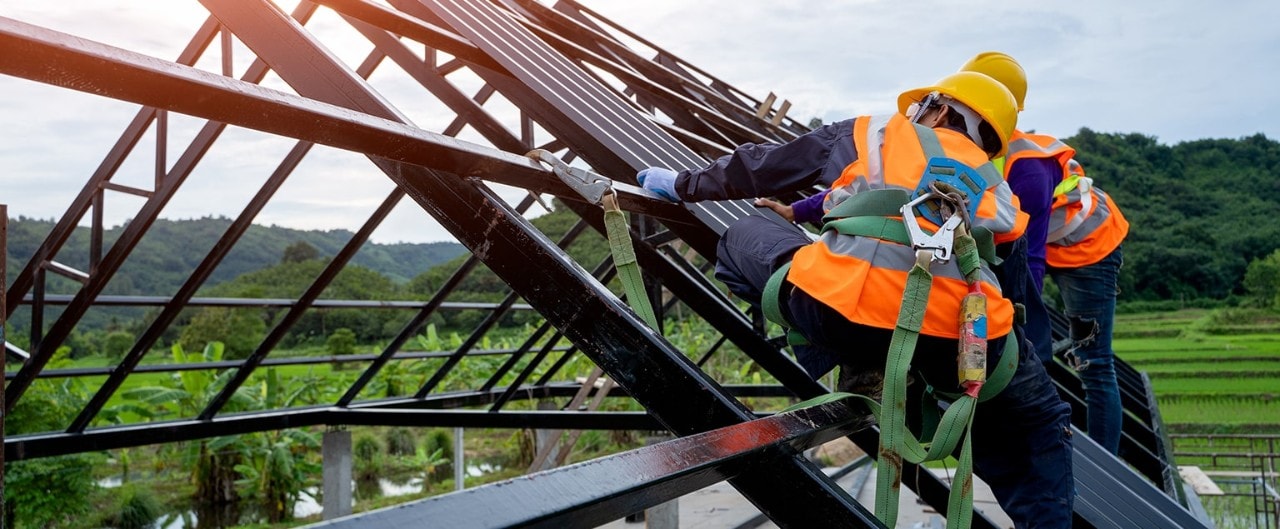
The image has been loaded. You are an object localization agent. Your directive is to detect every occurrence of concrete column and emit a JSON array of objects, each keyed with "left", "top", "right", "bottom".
[
  {"left": 454, "top": 427, "right": 465, "bottom": 491},
  {"left": 644, "top": 434, "right": 677, "bottom": 529},
  {"left": 322, "top": 428, "right": 353, "bottom": 519},
  {"left": 528, "top": 399, "right": 563, "bottom": 472}
]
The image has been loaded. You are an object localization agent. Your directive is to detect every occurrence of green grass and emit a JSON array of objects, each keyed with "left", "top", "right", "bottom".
[
  {"left": 1114, "top": 309, "right": 1280, "bottom": 427},
  {"left": 1156, "top": 396, "right": 1280, "bottom": 425},
  {"left": 1146, "top": 377, "right": 1280, "bottom": 396},
  {"left": 1133, "top": 361, "right": 1280, "bottom": 372}
]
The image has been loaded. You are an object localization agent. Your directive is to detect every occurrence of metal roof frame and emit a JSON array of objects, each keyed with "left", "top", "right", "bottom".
[{"left": 0, "top": 1, "right": 1208, "bottom": 527}]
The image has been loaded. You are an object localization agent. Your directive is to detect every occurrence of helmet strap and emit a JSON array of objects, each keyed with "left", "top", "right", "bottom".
[{"left": 911, "top": 92, "right": 941, "bottom": 124}]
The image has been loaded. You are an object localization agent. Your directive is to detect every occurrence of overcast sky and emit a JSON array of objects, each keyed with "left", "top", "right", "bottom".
[{"left": 2, "top": 0, "right": 1278, "bottom": 245}]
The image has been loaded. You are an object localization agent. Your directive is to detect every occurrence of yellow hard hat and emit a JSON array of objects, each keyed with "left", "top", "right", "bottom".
[
  {"left": 959, "top": 51, "right": 1027, "bottom": 111},
  {"left": 897, "top": 71, "right": 1019, "bottom": 158}
]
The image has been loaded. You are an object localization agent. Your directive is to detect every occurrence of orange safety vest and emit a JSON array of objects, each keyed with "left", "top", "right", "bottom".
[
  {"left": 1004, "top": 130, "right": 1076, "bottom": 181},
  {"left": 1045, "top": 159, "right": 1130, "bottom": 268},
  {"left": 788, "top": 114, "right": 1028, "bottom": 339}
]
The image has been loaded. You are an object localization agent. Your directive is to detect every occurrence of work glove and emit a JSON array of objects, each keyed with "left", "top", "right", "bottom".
[{"left": 636, "top": 167, "right": 680, "bottom": 202}]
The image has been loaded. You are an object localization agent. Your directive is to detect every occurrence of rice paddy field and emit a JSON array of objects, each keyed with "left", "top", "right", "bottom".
[
  {"left": 1113, "top": 310, "right": 1280, "bottom": 526},
  {"left": 1114, "top": 310, "right": 1280, "bottom": 433}
]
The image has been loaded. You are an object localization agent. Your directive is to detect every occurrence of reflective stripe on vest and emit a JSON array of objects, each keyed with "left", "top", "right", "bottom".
[
  {"left": 825, "top": 114, "right": 894, "bottom": 206},
  {"left": 1046, "top": 184, "right": 1130, "bottom": 268},
  {"left": 825, "top": 116, "right": 1025, "bottom": 241},
  {"left": 1046, "top": 176, "right": 1094, "bottom": 243},
  {"left": 1006, "top": 131, "right": 1075, "bottom": 175},
  {"left": 792, "top": 113, "right": 1021, "bottom": 339}
]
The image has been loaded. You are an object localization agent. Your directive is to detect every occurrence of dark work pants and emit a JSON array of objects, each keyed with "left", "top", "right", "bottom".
[
  {"left": 715, "top": 216, "right": 1075, "bottom": 528},
  {"left": 1002, "top": 237, "right": 1055, "bottom": 363},
  {"left": 1049, "top": 247, "right": 1124, "bottom": 455}
]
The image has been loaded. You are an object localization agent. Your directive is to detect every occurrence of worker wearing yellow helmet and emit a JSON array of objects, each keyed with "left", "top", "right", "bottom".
[
  {"left": 962, "top": 51, "right": 1130, "bottom": 457},
  {"left": 637, "top": 68, "right": 1073, "bottom": 528}
]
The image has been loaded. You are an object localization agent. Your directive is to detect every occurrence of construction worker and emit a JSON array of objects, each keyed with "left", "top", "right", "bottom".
[
  {"left": 961, "top": 52, "right": 1130, "bottom": 455},
  {"left": 1045, "top": 158, "right": 1130, "bottom": 454},
  {"left": 638, "top": 71, "right": 1074, "bottom": 527}
]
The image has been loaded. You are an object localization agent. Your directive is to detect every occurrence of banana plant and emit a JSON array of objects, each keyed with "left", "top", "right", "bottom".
[{"left": 118, "top": 342, "right": 257, "bottom": 504}]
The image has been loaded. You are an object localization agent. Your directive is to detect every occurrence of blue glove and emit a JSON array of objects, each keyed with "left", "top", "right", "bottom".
[{"left": 637, "top": 167, "right": 680, "bottom": 202}]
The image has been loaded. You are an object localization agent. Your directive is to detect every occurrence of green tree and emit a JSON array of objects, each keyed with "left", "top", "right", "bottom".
[
  {"left": 179, "top": 307, "right": 267, "bottom": 359},
  {"left": 281, "top": 240, "right": 321, "bottom": 263},
  {"left": 326, "top": 328, "right": 357, "bottom": 355},
  {"left": 230, "top": 368, "right": 329, "bottom": 521},
  {"left": 202, "top": 260, "right": 401, "bottom": 344},
  {"left": 1243, "top": 249, "right": 1280, "bottom": 309},
  {"left": 103, "top": 330, "right": 136, "bottom": 360},
  {"left": 3, "top": 347, "right": 99, "bottom": 527},
  {"left": 121, "top": 342, "right": 257, "bottom": 504}
]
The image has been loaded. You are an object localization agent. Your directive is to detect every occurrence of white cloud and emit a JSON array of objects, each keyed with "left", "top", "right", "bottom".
[{"left": 2, "top": 0, "right": 1277, "bottom": 244}]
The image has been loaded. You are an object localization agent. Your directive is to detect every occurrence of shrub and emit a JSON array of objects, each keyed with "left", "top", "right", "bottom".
[
  {"left": 424, "top": 428, "right": 454, "bottom": 462},
  {"left": 386, "top": 427, "right": 416, "bottom": 456},
  {"left": 354, "top": 433, "right": 384, "bottom": 478},
  {"left": 327, "top": 328, "right": 357, "bottom": 356},
  {"left": 101, "top": 485, "right": 163, "bottom": 529}
]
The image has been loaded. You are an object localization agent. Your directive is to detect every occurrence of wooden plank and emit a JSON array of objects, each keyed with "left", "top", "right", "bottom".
[{"left": 1178, "top": 466, "right": 1225, "bottom": 496}]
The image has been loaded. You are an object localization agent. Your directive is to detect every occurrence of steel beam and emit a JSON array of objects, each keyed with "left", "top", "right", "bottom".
[
  {"left": 7, "top": 347, "right": 571, "bottom": 380},
  {"left": 311, "top": 398, "right": 876, "bottom": 529},
  {"left": 1, "top": 204, "right": 7, "bottom": 513},
  {"left": 0, "top": 17, "right": 692, "bottom": 224},
  {"left": 198, "top": 190, "right": 405, "bottom": 420},
  {"left": 26, "top": 294, "right": 535, "bottom": 311}
]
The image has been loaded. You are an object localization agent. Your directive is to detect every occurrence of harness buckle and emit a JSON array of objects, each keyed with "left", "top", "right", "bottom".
[
  {"left": 901, "top": 192, "right": 963, "bottom": 264},
  {"left": 526, "top": 149, "right": 613, "bottom": 205}
]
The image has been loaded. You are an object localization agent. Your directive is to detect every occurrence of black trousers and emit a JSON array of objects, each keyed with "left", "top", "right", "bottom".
[{"left": 713, "top": 216, "right": 1075, "bottom": 527}]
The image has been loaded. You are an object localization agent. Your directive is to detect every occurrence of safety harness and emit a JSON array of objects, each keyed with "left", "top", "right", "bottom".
[
  {"left": 528, "top": 138, "right": 1019, "bottom": 528},
  {"left": 526, "top": 149, "right": 660, "bottom": 330},
  {"left": 764, "top": 123, "right": 1018, "bottom": 529}
]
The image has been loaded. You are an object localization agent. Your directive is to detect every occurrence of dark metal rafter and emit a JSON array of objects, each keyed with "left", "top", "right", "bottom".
[{"left": 0, "top": 1, "right": 1201, "bottom": 526}]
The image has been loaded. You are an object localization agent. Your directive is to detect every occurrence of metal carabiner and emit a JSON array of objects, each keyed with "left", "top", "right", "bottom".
[
  {"left": 526, "top": 149, "right": 612, "bottom": 205},
  {"left": 901, "top": 192, "right": 963, "bottom": 264}
]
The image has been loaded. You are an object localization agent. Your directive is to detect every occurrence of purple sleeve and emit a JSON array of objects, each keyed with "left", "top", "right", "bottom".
[
  {"left": 674, "top": 119, "right": 855, "bottom": 201},
  {"left": 791, "top": 189, "right": 830, "bottom": 224},
  {"left": 1005, "top": 157, "right": 1059, "bottom": 291}
]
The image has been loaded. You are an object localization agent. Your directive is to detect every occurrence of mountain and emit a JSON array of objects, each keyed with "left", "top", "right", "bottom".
[
  {"left": 1065, "top": 130, "right": 1280, "bottom": 301},
  {"left": 4, "top": 216, "right": 465, "bottom": 296},
  {"left": 7, "top": 132, "right": 1280, "bottom": 307}
]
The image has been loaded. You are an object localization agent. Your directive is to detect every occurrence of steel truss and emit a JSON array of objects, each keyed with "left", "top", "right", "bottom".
[{"left": 0, "top": 1, "right": 1206, "bottom": 527}]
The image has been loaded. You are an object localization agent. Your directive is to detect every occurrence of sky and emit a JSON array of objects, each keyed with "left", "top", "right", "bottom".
[{"left": 2, "top": 0, "right": 1278, "bottom": 245}]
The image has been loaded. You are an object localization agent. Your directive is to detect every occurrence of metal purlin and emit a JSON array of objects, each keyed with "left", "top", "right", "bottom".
[
  {"left": 408, "top": 0, "right": 875, "bottom": 526},
  {"left": 3, "top": 12, "right": 283, "bottom": 413},
  {"left": 0, "top": 1, "right": 1201, "bottom": 526}
]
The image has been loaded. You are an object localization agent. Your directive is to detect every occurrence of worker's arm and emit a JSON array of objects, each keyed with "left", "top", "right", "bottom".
[
  {"left": 1005, "top": 157, "right": 1058, "bottom": 289},
  {"left": 756, "top": 189, "right": 830, "bottom": 224},
  {"left": 669, "top": 118, "right": 856, "bottom": 202},
  {"left": 789, "top": 189, "right": 830, "bottom": 224}
]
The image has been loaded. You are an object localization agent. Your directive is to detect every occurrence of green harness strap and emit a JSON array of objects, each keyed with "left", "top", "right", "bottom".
[
  {"left": 873, "top": 253, "right": 1018, "bottom": 529},
  {"left": 602, "top": 194, "right": 660, "bottom": 330},
  {"left": 762, "top": 123, "right": 1017, "bottom": 528}
]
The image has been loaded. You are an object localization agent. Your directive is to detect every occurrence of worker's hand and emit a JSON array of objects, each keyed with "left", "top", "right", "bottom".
[
  {"left": 754, "top": 197, "right": 795, "bottom": 222},
  {"left": 637, "top": 167, "right": 680, "bottom": 202}
]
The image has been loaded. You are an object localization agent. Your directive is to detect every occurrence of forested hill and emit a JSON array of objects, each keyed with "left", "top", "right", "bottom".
[
  {"left": 6, "top": 132, "right": 1278, "bottom": 306},
  {"left": 1063, "top": 129, "right": 1280, "bottom": 302},
  {"left": 4, "top": 217, "right": 465, "bottom": 292}
]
